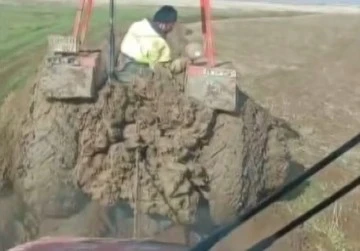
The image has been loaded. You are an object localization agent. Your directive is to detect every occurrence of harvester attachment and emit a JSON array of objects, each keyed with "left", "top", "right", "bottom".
[
  {"left": 184, "top": 0, "right": 238, "bottom": 113},
  {"left": 39, "top": 0, "right": 99, "bottom": 101},
  {"left": 185, "top": 64, "right": 237, "bottom": 113},
  {"left": 40, "top": 53, "right": 98, "bottom": 100}
]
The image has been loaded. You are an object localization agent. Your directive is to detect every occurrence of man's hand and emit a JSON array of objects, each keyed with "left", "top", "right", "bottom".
[
  {"left": 169, "top": 57, "right": 189, "bottom": 74},
  {"left": 153, "top": 63, "right": 173, "bottom": 79},
  {"left": 153, "top": 56, "right": 189, "bottom": 80}
]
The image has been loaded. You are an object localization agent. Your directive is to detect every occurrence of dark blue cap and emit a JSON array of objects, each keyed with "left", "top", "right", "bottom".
[{"left": 153, "top": 5, "right": 178, "bottom": 23}]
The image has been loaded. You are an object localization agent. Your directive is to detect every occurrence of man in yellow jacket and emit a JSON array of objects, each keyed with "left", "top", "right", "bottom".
[{"left": 115, "top": 5, "right": 182, "bottom": 82}]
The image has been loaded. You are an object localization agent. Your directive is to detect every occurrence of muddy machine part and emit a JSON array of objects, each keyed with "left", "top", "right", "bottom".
[
  {"left": 40, "top": 0, "right": 100, "bottom": 100},
  {"left": 185, "top": 0, "right": 238, "bottom": 112}
]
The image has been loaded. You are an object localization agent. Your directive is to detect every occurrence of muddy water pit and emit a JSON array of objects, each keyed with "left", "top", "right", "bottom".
[{"left": 0, "top": 69, "right": 299, "bottom": 250}]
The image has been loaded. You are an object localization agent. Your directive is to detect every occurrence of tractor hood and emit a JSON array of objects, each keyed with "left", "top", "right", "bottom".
[{"left": 8, "top": 237, "right": 191, "bottom": 251}]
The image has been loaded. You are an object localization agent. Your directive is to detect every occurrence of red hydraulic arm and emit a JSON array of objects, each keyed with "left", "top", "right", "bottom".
[
  {"left": 72, "top": 0, "right": 94, "bottom": 49},
  {"left": 200, "top": 0, "right": 215, "bottom": 67}
]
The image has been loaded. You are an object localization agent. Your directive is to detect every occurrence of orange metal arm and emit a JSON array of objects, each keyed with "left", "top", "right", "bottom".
[
  {"left": 200, "top": 0, "right": 215, "bottom": 67},
  {"left": 72, "top": 0, "right": 94, "bottom": 48}
]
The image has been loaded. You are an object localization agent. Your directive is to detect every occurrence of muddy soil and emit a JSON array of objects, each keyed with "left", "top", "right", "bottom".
[
  {"left": 0, "top": 69, "right": 300, "bottom": 250},
  {"left": 0, "top": 24, "right": 300, "bottom": 251}
]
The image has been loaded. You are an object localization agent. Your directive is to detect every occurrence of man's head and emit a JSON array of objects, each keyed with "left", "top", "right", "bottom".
[{"left": 153, "top": 5, "right": 178, "bottom": 34}]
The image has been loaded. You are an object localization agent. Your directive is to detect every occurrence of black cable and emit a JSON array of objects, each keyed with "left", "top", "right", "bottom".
[
  {"left": 191, "top": 132, "right": 360, "bottom": 251},
  {"left": 108, "top": 0, "right": 115, "bottom": 81},
  {"left": 247, "top": 175, "right": 360, "bottom": 251}
]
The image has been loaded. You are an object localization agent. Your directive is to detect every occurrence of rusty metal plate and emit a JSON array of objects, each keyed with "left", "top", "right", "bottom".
[
  {"left": 39, "top": 64, "right": 95, "bottom": 100},
  {"left": 185, "top": 65, "right": 237, "bottom": 112}
]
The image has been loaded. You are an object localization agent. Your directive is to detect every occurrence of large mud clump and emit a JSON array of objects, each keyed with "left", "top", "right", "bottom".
[
  {"left": 8, "top": 69, "right": 216, "bottom": 221},
  {"left": 0, "top": 58, "right": 298, "bottom": 248},
  {"left": 74, "top": 78, "right": 215, "bottom": 223}
]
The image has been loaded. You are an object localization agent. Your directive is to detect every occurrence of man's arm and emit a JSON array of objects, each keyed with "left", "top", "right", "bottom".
[{"left": 146, "top": 41, "right": 171, "bottom": 70}]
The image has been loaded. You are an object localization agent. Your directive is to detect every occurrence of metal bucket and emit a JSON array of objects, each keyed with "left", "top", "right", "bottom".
[{"left": 185, "top": 64, "right": 238, "bottom": 112}]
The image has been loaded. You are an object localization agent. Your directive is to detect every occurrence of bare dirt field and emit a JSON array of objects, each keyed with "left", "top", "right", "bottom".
[{"left": 0, "top": 1, "right": 359, "bottom": 251}]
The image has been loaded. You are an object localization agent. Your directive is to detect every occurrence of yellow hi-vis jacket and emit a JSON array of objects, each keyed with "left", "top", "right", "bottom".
[{"left": 120, "top": 19, "right": 171, "bottom": 69}]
